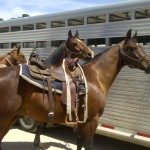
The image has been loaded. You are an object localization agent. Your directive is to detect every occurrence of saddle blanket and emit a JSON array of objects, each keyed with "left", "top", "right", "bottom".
[{"left": 19, "top": 64, "right": 63, "bottom": 94}]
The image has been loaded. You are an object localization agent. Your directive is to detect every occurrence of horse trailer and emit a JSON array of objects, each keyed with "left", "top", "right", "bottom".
[{"left": 0, "top": 0, "right": 149, "bottom": 148}]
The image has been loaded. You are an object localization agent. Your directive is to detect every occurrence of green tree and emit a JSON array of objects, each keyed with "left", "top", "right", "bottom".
[{"left": 22, "top": 14, "right": 29, "bottom": 17}]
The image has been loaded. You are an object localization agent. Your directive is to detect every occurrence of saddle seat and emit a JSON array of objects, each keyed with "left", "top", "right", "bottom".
[{"left": 29, "top": 58, "right": 46, "bottom": 70}]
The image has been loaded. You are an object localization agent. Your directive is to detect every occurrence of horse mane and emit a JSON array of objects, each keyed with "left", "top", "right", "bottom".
[
  {"left": 0, "top": 55, "right": 5, "bottom": 61},
  {"left": 82, "top": 47, "right": 111, "bottom": 66},
  {"left": 44, "top": 42, "right": 65, "bottom": 67}
]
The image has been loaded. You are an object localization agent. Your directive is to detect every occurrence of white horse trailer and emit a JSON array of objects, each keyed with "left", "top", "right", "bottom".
[{"left": 0, "top": 0, "right": 149, "bottom": 148}]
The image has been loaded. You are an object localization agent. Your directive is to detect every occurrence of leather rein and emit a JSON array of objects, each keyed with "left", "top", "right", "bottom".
[{"left": 5, "top": 54, "right": 18, "bottom": 66}]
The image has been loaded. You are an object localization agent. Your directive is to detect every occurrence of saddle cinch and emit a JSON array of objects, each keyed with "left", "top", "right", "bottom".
[{"left": 20, "top": 58, "right": 86, "bottom": 124}]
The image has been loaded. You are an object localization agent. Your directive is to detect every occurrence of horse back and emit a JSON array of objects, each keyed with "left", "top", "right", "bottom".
[
  {"left": 0, "top": 66, "right": 20, "bottom": 98},
  {"left": 0, "top": 66, "right": 21, "bottom": 117}
]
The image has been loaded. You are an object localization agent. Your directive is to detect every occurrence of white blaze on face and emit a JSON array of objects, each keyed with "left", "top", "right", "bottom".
[{"left": 76, "top": 38, "right": 94, "bottom": 58}]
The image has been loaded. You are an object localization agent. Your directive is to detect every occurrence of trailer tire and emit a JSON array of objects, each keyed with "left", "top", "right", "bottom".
[{"left": 18, "top": 116, "right": 37, "bottom": 133}]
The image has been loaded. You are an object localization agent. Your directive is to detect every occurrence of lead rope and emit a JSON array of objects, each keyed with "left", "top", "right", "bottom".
[{"left": 62, "top": 59, "right": 72, "bottom": 121}]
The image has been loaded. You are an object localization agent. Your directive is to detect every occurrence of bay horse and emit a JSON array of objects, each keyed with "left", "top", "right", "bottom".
[
  {"left": 0, "top": 29, "right": 150, "bottom": 150},
  {"left": 0, "top": 46, "right": 27, "bottom": 67}
]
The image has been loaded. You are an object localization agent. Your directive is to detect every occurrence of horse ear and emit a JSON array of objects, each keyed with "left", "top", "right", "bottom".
[
  {"left": 13, "top": 45, "right": 16, "bottom": 49},
  {"left": 132, "top": 31, "right": 137, "bottom": 40},
  {"left": 17, "top": 46, "right": 20, "bottom": 53},
  {"left": 75, "top": 30, "right": 79, "bottom": 38},
  {"left": 68, "top": 30, "right": 72, "bottom": 38},
  {"left": 126, "top": 29, "right": 132, "bottom": 39},
  {"left": 125, "top": 29, "right": 132, "bottom": 43}
]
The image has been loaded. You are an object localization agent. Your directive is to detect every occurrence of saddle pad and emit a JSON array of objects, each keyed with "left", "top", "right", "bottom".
[{"left": 19, "top": 64, "right": 62, "bottom": 94}]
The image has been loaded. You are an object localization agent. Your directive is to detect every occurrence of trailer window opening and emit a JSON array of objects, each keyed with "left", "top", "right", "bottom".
[
  {"left": 23, "top": 24, "right": 34, "bottom": 31},
  {"left": 0, "top": 43, "right": 9, "bottom": 49},
  {"left": 11, "top": 26, "right": 21, "bottom": 32},
  {"left": 137, "top": 35, "right": 150, "bottom": 45},
  {"left": 36, "top": 41, "right": 47, "bottom": 48},
  {"left": 36, "top": 22, "right": 47, "bottom": 29},
  {"left": 23, "top": 42, "right": 35, "bottom": 48},
  {"left": 11, "top": 42, "right": 21, "bottom": 48},
  {"left": 87, "top": 15, "right": 106, "bottom": 24},
  {"left": 109, "top": 11, "right": 131, "bottom": 22},
  {"left": 51, "top": 20, "right": 65, "bottom": 28},
  {"left": 51, "top": 40, "right": 64, "bottom": 47},
  {"left": 0, "top": 27, "right": 9, "bottom": 33},
  {"left": 135, "top": 9, "right": 150, "bottom": 19},
  {"left": 68, "top": 18, "right": 84, "bottom": 26},
  {"left": 109, "top": 37, "right": 125, "bottom": 46},
  {"left": 87, "top": 38, "right": 105, "bottom": 46}
]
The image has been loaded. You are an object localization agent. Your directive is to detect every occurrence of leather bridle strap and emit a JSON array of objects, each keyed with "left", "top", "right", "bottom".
[
  {"left": 118, "top": 44, "right": 146, "bottom": 67},
  {"left": 6, "top": 58, "right": 14, "bottom": 66},
  {"left": 64, "top": 41, "right": 84, "bottom": 55}
]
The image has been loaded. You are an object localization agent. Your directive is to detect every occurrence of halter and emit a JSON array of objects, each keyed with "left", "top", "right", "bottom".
[{"left": 118, "top": 43, "right": 146, "bottom": 68}]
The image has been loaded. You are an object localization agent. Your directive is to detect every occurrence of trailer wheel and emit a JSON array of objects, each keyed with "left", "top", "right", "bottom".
[{"left": 18, "top": 116, "right": 37, "bottom": 133}]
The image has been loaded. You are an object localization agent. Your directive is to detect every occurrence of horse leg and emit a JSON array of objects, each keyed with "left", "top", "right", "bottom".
[
  {"left": 0, "top": 117, "right": 17, "bottom": 150},
  {"left": 33, "top": 123, "right": 46, "bottom": 150},
  {"left": 76, "top": 114, "right": 99, "bottom": 150}
]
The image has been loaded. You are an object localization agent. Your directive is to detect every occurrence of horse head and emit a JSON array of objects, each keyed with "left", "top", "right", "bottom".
[
  {"left": 120, "top": 29, "right": 150, "bottom": 74},
  {"left": 65, "top": 30, "right": 94, "bottom": 61},
  {"left": 8, "top": 46, "right": 27, "bottom": 64}
]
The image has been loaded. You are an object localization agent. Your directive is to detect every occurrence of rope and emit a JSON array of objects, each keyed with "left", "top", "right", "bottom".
[{"left": 62, "top": 59, "right": 72, "bottom": 121}]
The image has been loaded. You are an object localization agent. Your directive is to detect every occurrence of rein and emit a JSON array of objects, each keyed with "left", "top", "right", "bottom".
[
  {"left": 5, "top": 54, "right": 19, "bottom": 66},
  {"left": 118, "top": 43, "right": 145, "bottom": 68},
  {"left": 6, "top": 57, "right": 14, "bottom": 66}
]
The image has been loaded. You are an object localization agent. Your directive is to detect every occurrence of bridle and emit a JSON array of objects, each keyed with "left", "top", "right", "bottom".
[
  {"left": 63, "top": 41, "right": 89, "bottom": 58},
  {"left": 118, "top": 43, "right": 146, "bottom": 68}
]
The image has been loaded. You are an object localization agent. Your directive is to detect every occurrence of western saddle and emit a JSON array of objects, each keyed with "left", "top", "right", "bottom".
[{"left": 28, "top": 50, "right": 86, "bottom": 125}]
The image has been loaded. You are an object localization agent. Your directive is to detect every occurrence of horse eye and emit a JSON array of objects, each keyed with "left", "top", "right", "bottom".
[
  {"left": 132, "top": 47, "right": 137, "bottom": 51},
  {"left": 73, "top": 43, "right": 77, "bottom": 46}
]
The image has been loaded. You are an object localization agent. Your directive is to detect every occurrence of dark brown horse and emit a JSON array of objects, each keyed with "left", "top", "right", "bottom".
[
  {"left": 0, "top": 46, "right": 27, "bottom": 67},
  {"left": 0, "top": 29, "right": 150, "bottom": 150}
]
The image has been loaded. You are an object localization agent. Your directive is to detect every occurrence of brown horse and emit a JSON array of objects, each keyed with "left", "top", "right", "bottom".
[
  {"left": 0, "top": 29, "right": 94, "bottom": 150},
  {"left": 0, "top": 46, "right": 27, "bottom": 67},
  {"left": 0, "top": 29, "right": 150, "bottom": 150}
]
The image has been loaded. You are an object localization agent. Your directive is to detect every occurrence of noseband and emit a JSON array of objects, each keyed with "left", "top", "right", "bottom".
[{"left": 118, "top": 44, "right": 146, "bottom": 68}]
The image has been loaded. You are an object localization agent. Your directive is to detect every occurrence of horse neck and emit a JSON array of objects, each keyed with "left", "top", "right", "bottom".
[
  {"left": 0, "top": 55, "right": 9, "bottom": 65},
  {"left": 0, "top": 54, "right": 16, "bottom": 66},
  {"left": 84, "top": 44, "right": 123, "bottom": 93},
  {"left": 44, "top": 43, "right": 66, "bottom": 67}
]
